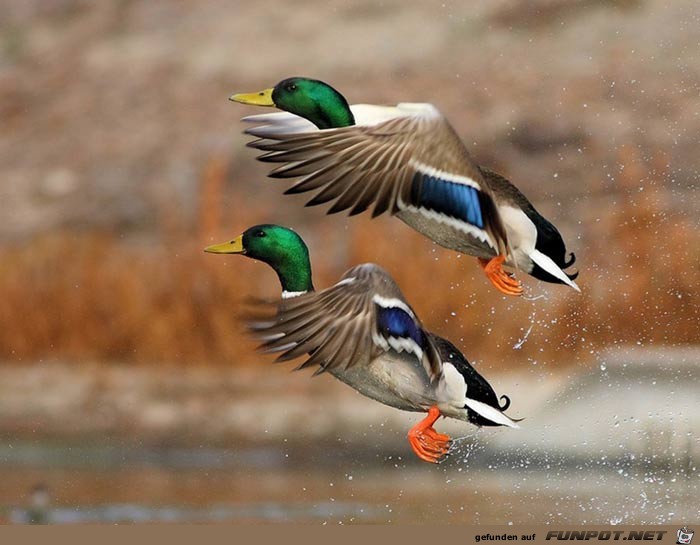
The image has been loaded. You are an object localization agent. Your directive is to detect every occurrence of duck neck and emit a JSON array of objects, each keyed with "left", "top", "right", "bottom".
[
  {"left": 310, "top": 99, "right": 355, "bottom": 129},
  {"left": 272, "top": 249, "right": 315, "bottom": 296}
]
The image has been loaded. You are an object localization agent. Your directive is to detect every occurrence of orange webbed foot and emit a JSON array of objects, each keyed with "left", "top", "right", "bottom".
[
  {"left": 478, "top": 255, "right": 523, "bottom": 296},
  {"left": 407, "top": 406, "right": 452, "bottom": 464}
]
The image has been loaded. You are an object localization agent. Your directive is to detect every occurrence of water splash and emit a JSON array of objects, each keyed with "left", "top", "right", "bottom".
[{"left": 513, "top": 323, "right": 534, "bottom": 350}]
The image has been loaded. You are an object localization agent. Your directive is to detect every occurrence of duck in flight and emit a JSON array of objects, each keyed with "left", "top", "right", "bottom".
[
  {"left": 205, "top": 224, "right": 519, "bottom": 463},
  {"left": 230, "top": 77, "right": 579, "bottom": 296}
]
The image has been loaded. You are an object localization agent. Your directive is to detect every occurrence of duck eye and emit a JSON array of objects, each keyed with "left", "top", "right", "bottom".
[
  {"left": 286, "top": 83, "right": 297, "bottom": 92},
  {"left": 254, "top": 230, "right": 266, "bottom": 238}
]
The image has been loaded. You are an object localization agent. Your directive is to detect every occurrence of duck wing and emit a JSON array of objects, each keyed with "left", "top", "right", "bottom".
[
  {"left": 250, "top": 263, "right": 443, "bottom": 382},
  {"left": 243, "top": 104, "right": 509, "bottom": 256}
]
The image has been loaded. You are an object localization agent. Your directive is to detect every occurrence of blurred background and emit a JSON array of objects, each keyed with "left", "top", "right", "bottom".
[{"left": 0, "top": 0, "right": 697, "bottom": 524}]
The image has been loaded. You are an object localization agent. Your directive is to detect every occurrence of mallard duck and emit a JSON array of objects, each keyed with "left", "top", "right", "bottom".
[
  {"left": 230, "top": 77, "right": 579, "bottom": 296},
  {"left": 205, "top": 224, "right": 519, "bottom": 463}
]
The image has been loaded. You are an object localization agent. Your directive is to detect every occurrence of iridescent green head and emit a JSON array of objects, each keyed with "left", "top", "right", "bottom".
[
  {"left": 204, "top": 224, "right": 314, "bottom": 294},
  {"left": 230, "top": 77, "right": 355, "bottom": 129}
]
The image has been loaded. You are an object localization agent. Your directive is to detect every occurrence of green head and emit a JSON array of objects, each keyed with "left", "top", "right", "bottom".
[
  {"left": 204, "top": 224, "right": 314, "bottom": 295},
  {"left": 230, "top": 77, "right": 355, "bottom": 129}
]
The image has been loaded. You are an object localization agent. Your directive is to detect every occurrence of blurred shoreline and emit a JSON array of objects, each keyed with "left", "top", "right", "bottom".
[
  {"left": 0, "top": 359, "right": 536, "bottom": 447},
  {"left": 1, "top": 346, "right": 696, "bottom": 459}
]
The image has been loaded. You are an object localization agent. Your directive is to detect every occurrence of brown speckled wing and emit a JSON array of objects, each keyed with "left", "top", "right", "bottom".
[
  {"left": 249, "top": 263, "right": 443, "bottom": 382},
  {"left": 245, "top": 113, "right": 508, "bottom": 255}
]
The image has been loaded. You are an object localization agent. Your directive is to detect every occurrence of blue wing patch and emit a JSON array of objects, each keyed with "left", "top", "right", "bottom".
[
  {"left": 410, "top": 172, "right": 485, "bottom": 229},
  {"left": 375, "top": 305, "right": 426, "bottom": 348}
]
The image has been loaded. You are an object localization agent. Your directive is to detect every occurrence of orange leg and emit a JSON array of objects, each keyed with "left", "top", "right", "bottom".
[
  {"left": 478, "top": 255, "right": 523, "bottom": 296},
  {"left": 407, "top": 406, "right": 451, "bottom": 464}
]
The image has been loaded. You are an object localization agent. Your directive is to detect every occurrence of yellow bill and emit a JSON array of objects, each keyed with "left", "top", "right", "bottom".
[
  {"left": 204, "top": 235, "right": 245, "bottom": 254},
  {"left": 229, "top": 88, "right": 274, "bottom": 106}
]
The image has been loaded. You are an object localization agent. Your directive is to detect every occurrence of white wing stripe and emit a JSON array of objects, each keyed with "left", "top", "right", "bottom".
[
  {"left": 409, "top": 160, "right": 482, "bottom": 190},
  {"left": 372, "top": 295, "right": 416, "bottom": 319},
  {"left": 371, "top": 332, "right": 424, "bottom": 360}
]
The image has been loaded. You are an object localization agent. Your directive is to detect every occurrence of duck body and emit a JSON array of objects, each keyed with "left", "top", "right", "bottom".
[
  {"left": 327, "top": 336, "right": 510, "bottom": 425},
  {"left": 232, "top": 78, "right": 580, "bottom": 295},
  {"left": 396, "top": 164, "right": 579, "bottom": 285},
  {"left": 252, "top": 262, "right": 518, "bottom": 432}
]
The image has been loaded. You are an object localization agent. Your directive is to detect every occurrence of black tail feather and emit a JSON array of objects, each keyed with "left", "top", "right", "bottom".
[
  {"left": 563, "top": 252, "right": 576, "bottom": 268},
  {"left": 499, "top": 394, "right": 511, "bottom": 411}
]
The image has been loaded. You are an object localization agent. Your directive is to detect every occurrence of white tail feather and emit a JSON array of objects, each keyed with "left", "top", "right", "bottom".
[
  {"left": 464, "top": 397, "right": 520, "bottom": 428},
  {"left": 529, "top": 249, "right": 580, "bottom": 292}
]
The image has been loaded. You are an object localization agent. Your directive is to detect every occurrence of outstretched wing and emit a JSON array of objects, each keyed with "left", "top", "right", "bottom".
[
  {"left": 249, "top": 263, "right": 443, "bottom": 382},
  {"left": 243, "top": 104, "right": 509, "bottom": 255}
]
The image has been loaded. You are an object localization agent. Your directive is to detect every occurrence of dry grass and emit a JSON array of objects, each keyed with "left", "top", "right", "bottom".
[{"left": 0, "top": 149, "right": 696, "bottom": 369}]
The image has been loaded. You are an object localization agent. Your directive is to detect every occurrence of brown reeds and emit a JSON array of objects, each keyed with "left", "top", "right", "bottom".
[{"left": 0, "top": 150, "right": 696, "bottom": 369}]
